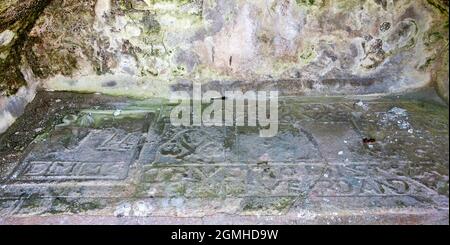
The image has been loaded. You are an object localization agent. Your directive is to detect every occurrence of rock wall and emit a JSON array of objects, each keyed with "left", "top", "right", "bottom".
[
  {"left": 0, "top": 0, "right": 52, "bottom": 133},
  {"left": 0, "top": 0, "right": 449, "bottom": 133},
  {"left": 1, "top": 0, "right": 51, "bottom": 95},
  {"left": 18, "top": 0, "right": 447, "bottom": 100}
]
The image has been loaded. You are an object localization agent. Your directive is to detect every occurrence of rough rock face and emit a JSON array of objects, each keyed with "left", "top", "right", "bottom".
[
  {"left": 0, "top": 0, "right": 51, "bottom": 95},
  {"left": 15, "top": 0, "right": 447, "bottom": 100},
  {"left": 0, "top": 0, "right": 52, "bottom": 133},
  {"left": 0, "top": 0, "right": 449, "bottom": 133}
]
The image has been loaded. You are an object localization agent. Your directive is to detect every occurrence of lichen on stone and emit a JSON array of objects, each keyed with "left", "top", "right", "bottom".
[{"left": 0, "top": 0, "right": 448, "bottom": 103}]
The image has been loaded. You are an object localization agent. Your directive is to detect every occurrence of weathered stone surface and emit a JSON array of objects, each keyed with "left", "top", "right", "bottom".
[
  {"left": 0, "top": 0, "right": 447, "bottom": 224},
  {"left": 0, "top": 0, "right": 53, "bottom": 134},
  {"left": 140, "top": 124, "right": 228, "bottom": 165},
  {"left": 12, "top": 128, "right": 143, "bottom": 182},
  {"left": 0, "top": 0, "right": 52, "bottom": 95},
  {"left": 0, "top": 91, "right": 447, "bottom": 224},
  {"left": 1, "top": 0, "right": 442, "bottom": 101},
  {"left": 0, "top": 0, "right": 448, "bottom": 136}
]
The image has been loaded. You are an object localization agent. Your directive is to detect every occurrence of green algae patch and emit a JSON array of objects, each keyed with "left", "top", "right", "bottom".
[
  {"left": 242, "top": 197, "right": 296, "bottom": 214},
  {"left": 49, "top": 197, "right": 105, "bottom": 215}
]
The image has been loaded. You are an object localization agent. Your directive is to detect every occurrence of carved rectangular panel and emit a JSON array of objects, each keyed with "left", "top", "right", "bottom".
[{"left": 11, "top": 122, "right": 145, "bottom": 182}]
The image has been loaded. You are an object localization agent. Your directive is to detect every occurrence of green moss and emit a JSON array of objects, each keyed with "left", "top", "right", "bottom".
[
  {"left": 299, "top": 44, "right": 317, "bottom": 65},
  {"left": 336, "top": 0, "right": 361, "bottom": 11},
  {"left": 0, "top": 0, "right": 52, "bottom": 95},
  {"left": 296, "top": 0, "right": 315, "bottom": 6},
  {"left": 49, "top": 197, "right": 104, "bottom": 214},
  {"left": 173, "top": 183, "right": 187, "bottom": 196},
  {"left": 424, "top": 32, "right": 445, "bottom": 47},
  {"left": 426, "top": 0, "right": 449, "bottom": 15},
  {"left": 273, "top": 197, "right": 295, "bottom": 211},
  {"left": 148, "top": 0, "right": 194, "bottom": 5},
  {"left": 242, "top": 197, "right": 295, "bottom": 212},
  {"left": 21, "top": 194, "right": 43, "bottom": 210},
  {"left": 33, "top": 125, "right": 55, "bottom": 143},
  {"left": 142, "top": 14, "right": 161, "bottom": 34},
  {"left": 224, "top": 185, "right": 245, "bottom": 196},
  {"left": 118, "top": 0, "right": 134, "bottom": 10},
  {"left": 196, "top": 188, "right": 219, "bottom": 198},
  {"left": 172, "top": 65, "right": 186, "bottom": 76},
  {"left": 438, "top": 181, "right": 449, "bottom": 196}
]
